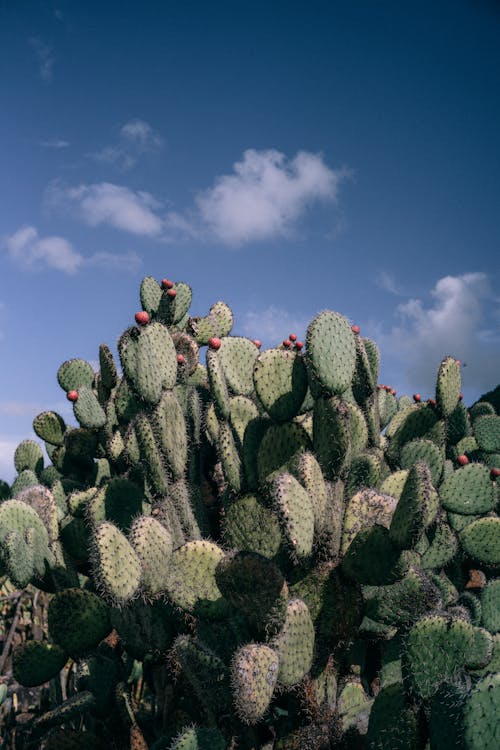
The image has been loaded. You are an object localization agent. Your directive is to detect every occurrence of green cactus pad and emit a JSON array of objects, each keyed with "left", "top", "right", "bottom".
[
  {"left": 421, "top": 514, "right": 458, "bottom": 569},
  {"left": 114, "top": 377, "right": 142, "bottom": 423},
  {"left": 447, "top": 401, "right": 471, "bottom": 444},
  {"left": 135, "top": 414, "right": 170, "bottom": 496},
  {"left": 222, "top": 494, "right": 282, "bottom": 559},
  {"left": 364, "top": 568, "right": 442, "bottom": 628},
  {"left": 440, "top": 463, "right": 495, "bottom": 514},
  {"left": 170, "top": 726, "right": 226, "bottom": 750},
  {"left": 435, "top": 356, "right": 461, "bottom": 417},
  {"left": 229, "top": 395, "right": 259, "bottom": 447},
  {"left": 379, "top": 469, "right": 409, "bottom": 499},
  {"left": 206, "top": 348, "right": 230, "bottom": 419},
  {"left": 110, "top": 600, "right": 176, "bottom": 659},
  {"left": 33, "top": 411, "right": 66, "bottom": 446},
  {"left": 153, "top": 390, "right": 188, "bottom": 480},
  {"left": 140, "top": 275, "right": 163, "bottom": 314},
  {"left": 460, "top": 517, "right": 500, "bottom": 565},
  {"left": 378, "top": 388, "right": 398, "bottom": 430},
  {"left": 403, "top": 613, "right": 474, "bottom": 700},
  {"left": 253, "top": 348, "right": 308, "bottom": 423},
  {"left": 12, "top": 640, "right": 68, "bottom": 687},
  {"left": 306, "top": 310, "right": 356, "bottom": 394},
  {"left": 337, "top": 678, "right": 373, "bottom": 735},
  {"left": 342, "top": 525, "right": 407, "bottom": 586},
  {"left": 48, "top": 588, "right": 111, "bottom": 657},
  {"left": 157, "top": 281, "right": 192, "bottom": 325},
  {"left": 72, "top": 385, "right": 107, "bottom": 429},
  {"left": 463, "top": 673, "right": 500, "bottom": 750},
  {"left": 474, "top": 414, "right": 500, "bottom": 453},
  {"left": 289, "top": 451, "right": 328, "bottom": 533},
  {"left": 389, "top": 461, "right": 433, "bottom": 550},
  {"left": 0, "top": 498, "right": 52, "bottom": 584},
  {"left": 57, "top": 358, "right": 95, "bottom": 392},
  {"left": 367, "top": 682, "right": 421, "bottom": 750},
  {"left": 216, "top": 551, "right": 287, "bottom": 631},
  {"left": 218, "top": 336, "right": 258, "bottom": 396},
  {"left": 271, "top": 598, "right": 314, "bottom": 686},
  {"left": 400, "top": 438, "right": 443, "bottom": 486},
  {"left": 313, "top": 395, "right": 351, "bottom": 479},
  {"left": 345, "top": 452, "right": 381, "bottom": 499},
  {"left": 14, "top": 439, "right": 44, "bottom": 474},
  {"left": 217, "top": 420, "right": 243, "bottom": 492},
  {"left": 92, "top": 521, "right": 142, "bottom": 605},
  {"left": 86, "top": 479, "right": 144, "bottom": 532},
  {"left": 267, "top": 472, "right": 315, "bottom": 559},
  {"left": 172, "top": 634, "right": 229, "bottom": 716},
  {"left": 481, "top": 579, "right": 500, "bottom": 633},
  {"left": 341, "top": 489, "right": 397, "bottom": 555},
  {"left": 231, "top": 643, "right": 280, "bottom": 724},
  {"left": 386, "top": 403, "right": 439, "bottom": 462},
  {"left": 352, "top": 336, "right": 376, "bottom": 403},
  {"left": 465, "top": 626, "right": 494, "bottom": 669},
  {"left": 257, "top": 421, "right": 311, "bottom": 482},
  {"left": 166, "top": 540, "right": 225, "bottom": 617},
  {"left": 129, "top": 515, "right": 173, "bottom": 596},
  {"left": 136, "top": 321, "right": 178, "bottom": 402},
  {"left": 17, "top": 484, "right": 58, "bottom": 542},
  {"left": 98, "top": 343, "right": 118, "bottom": 389}
]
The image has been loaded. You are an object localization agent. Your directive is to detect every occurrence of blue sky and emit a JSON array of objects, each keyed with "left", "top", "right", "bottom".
[{"left": 1, "top": 0, "right": 499, "bottom": 481}]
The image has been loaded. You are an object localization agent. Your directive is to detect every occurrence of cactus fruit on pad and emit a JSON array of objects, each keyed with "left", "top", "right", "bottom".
[
  {"left": 440, "top": 463, "right": 495, "bottom": 514},
  {"left": 463, "top": 673, "right": 500, "bottom": 750},
  {"left": 231, "top": 643, "right": 280, "bottom": 723},
  {"left": 459, "top": 517, "right": 500, "bottom": 565},
  {"left": 165, "top": 540, "right": 225, "bottom": 617},
  {"left": 403, "top": 614, "right": 474, "bottom": 700},
  {"left": 92, "top": 521, "right": 142, "bottom": 605},
  {"left": 305, "top": 311, "right": 356, "bottom": 394},
  {"left": 271, "top": 598, "right": 314, "bottom": 686},
  {"left": 48, "top": 588, "right": 111, "bottom": 657},
  {"left": 13, "top": 640, "right": 68, "bottom": 687},
  {"left": 435, "top": 356, "right": 461, "bottom": 417},
  {"left": 253, "top": 348, "right": 308, "bottom": 422},
  {"left": 267, "top": 472, "right": 314, "bottom": 559}
]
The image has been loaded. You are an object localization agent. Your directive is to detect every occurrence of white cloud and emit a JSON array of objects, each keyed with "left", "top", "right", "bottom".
[
  {"left": 240, "top": 306, "right": 310, "bottom": 348},
  {"left": 29, "top": 38, "right": 55, "bottom": 83},
  {"left": 196, "top": 149, "right": 345, "bottom": 245},
  {"left": 45, "top": 182, "right": 164, "bottom": 236},
  {"left": 376, "top": 272, "right": 500, "bottom": 393},
  {"left": 4, "top": 226, "right": 83, "bottom": 273},
  {"left": 376, "top": 271, "right": 405, "bottom": 296},
  {"left": 40, "top": 139, "right": 70, "bottom": 149},
  {"left": 3, "top": 226, "right": 143, "bottom": 274},
  {"left": 90, "top": 119, "right": 164, "bottom": 170},
  {"left": 0, "top": 438, "right": 22, "bottom": 483}
]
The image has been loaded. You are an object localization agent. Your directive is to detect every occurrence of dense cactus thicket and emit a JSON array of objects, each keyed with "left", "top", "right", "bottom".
[{"left": 0, "top": 275, "right": 499, "bottom": 750}]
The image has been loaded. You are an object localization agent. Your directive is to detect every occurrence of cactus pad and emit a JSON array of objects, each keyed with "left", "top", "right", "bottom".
[
  {"left": 48, "top": 588, "right": 111, "bottom": 657},
  {"left": 13, "top": 640, "right": 68, "bottom": 687},
  {"left": 306, "top": 311, "right": 356, "bottom": 394},
  {"left": 231, "top": 643, "right": 280, "bottom": 724},
  {"left": 440, "top": 463, "right": 495, "bottom": 514},
  {"left": 253, "top": 348, "right": 308, "bottom": 422},
  {"left": 436, "top": 356, "right": 461, "bottom": 417}
]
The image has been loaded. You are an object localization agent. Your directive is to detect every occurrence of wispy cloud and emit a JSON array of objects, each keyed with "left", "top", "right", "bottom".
[
  {"left": 89, "top": 119, "right": 164, "bottom": 170},
  {"left": 240, "top": 306, "right": 310, "bottom": 348},
  {"left": 195, "top": 149, "right": 347, "bottom": 245},
  {"left": 29, "top": 38, "right": 55, "bottom": 83},
  {"left": 4, "top": 226, "right": 83, "bottom": 273},
  {"left": 3, "top": 226, "right": 143, "bottom": 274},
  {"left": 376, "top": 271, "right": 406, "bottom": 296},
  {"left": 45, "top": 181, "right": 164, "bottom": 236},
  {"left": 40, "top": 139, "right": 70, "bottom": 149},
  {"left": 46, "top": 149, "right": 347, "bottom": 245},
  {"left": 375, "top": 272, "right": 500, "bottom": 393}
]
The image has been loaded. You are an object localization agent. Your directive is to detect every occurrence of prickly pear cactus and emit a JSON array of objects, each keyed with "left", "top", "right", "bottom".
[{"left": 1, "top": 273, "right": 498, "bottom": 750}]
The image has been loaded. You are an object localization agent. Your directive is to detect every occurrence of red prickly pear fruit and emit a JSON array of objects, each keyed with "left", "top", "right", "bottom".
[
  {"left": 295, "top": 341, "right": 304, "bottom": 350},
  {"left": 384, "top": 385, "right": 392, "bottom": 393},
  {"left": 390, "top": 389, "right": 397, "bottom": 396},
  {"left": 459, "top": 393, "right": 463, "bottom": 401},
  {"left": 351, "top": 324, "right": 360, "bottom": 334},
  {"left": 135, "top": 311, "right": 150, "bottom": 326},
  {"left": 491, "top": 467, "right": 500, "bottom": 479},
  {"left": 176, "top": 354, "right": 185, "bottom": 364},
  {"left": 161, "top": 278, "right": 174, "bottom": 289},
  {"left": 428, "top": 398, "right": 437, "bottom": 407},
  {"left": 253, "top": 339, "right": 262, "bottom": 348},
  {"left": 166, "top": 288, "right": 177, "bottom": 298},
  {"left": 208, "top": 337, "right": 222, "bottom": 351},
  {"left": 413, "top": 394, "right": 421, "bottom": 402},
  {"left": 67, "top": 390, "right": 78, "bottom": 402},
  {"left": 457, "top": 455, "right": 469, "bottom": 466},
  {"left": 283, "top": 339, "right": 291, "bottom": 348},
  {"left": 289, "top": 333, "right": 297, "bottom": 342},
  {"left": 456, "top": 359, "right": 461, "bottom": 365}
]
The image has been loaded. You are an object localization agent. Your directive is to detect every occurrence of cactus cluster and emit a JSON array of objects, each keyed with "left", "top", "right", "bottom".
[{"left": 1, "top": 275, "right": 499, "bottom": 749}]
